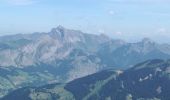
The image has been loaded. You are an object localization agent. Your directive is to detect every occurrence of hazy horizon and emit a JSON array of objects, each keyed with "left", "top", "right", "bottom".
[
  {"left": 0, "top": 25, "right": 169, "bottom": 44},
  {"left": 0, "top": 0, "right": 170, "bottom": 43}
]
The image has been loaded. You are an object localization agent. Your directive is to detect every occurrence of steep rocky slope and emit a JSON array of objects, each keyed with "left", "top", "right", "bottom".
[{"left": 1, "top": 26, "right": 170, "bottom": 98}]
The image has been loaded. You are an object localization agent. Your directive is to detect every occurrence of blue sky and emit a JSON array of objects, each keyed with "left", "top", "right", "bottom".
[{"left": 0, "top": 0, "right": 170, "bottom": 43}]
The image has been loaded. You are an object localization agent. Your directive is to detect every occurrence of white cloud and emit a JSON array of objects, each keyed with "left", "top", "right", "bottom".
[
  {"left": 107, "top": 0, "right": 170, "bottom": 4},
  {"left": 98, "top": 29, "right": 105, "bottom": 33},
  {"left": 115, "top": 31, "right": 123, "bottom": 35},
  {"left": 157, "top": 28, "right": 167, "bottom": 33},
  {"left": 6, "top": 0, "right": 37, "bottom": 5},
  {"left": 109, "top": 10, "right": 115, "bottom": 15}
]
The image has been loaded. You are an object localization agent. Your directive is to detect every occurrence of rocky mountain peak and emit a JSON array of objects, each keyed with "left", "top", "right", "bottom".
[
  {"left": 50, "top": 25, "right": 66, "bottom": 38},
  {"left": 57, "top": 25, "right": 65, "bottom": 30}
]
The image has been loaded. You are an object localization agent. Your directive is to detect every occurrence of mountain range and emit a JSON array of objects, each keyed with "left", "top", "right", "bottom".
[
  {"left": 0, "top": 26, "right": 170, "bottom": 98},
  {"left": 2, "top": 59, "right": 170, "bottom": 100}
]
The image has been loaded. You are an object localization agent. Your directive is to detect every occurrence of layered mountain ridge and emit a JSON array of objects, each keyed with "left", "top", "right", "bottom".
[
  {"left": 2, "top": 59, "right": 170, "bottom": 100},
  {"left": 0, "top": 26, "right": 170, "bottom": 97}
]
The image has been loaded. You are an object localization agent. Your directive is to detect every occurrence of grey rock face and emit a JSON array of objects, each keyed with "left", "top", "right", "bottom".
[{"left": 1, "top": 26, "right": 170, "bottom": 98}]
